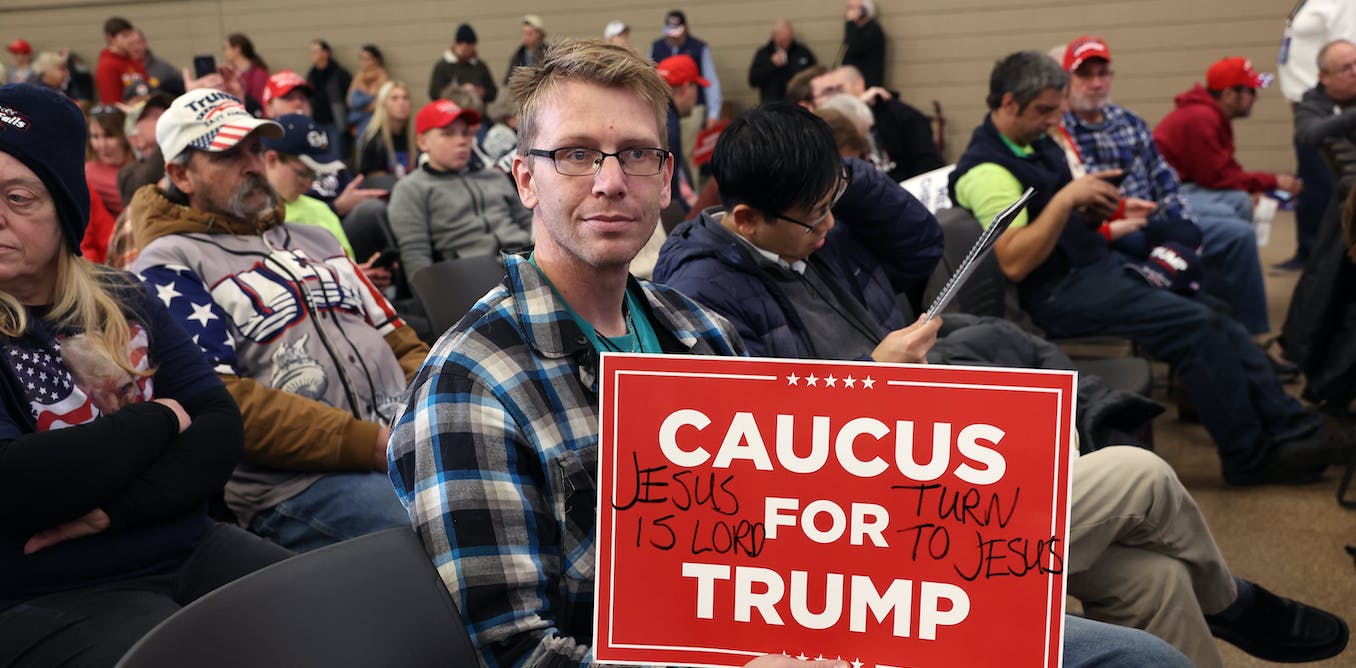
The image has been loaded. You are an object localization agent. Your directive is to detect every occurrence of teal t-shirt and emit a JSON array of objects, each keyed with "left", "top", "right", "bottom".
[{"left": 528, "top": 255, "right": 662, "bottom": 355}]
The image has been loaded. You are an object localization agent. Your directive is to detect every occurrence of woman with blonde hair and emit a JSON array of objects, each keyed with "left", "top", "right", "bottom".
[
  {"left": 357, "top": 80, "right": 416, "bottom": 178},
  {"left": 0, "top": 83, "right": 288, "bottom": 664}
]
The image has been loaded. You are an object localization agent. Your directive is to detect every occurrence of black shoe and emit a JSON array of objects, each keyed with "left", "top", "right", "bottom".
[
  {"left": 1224, "top": 430, "right": 1335, "bottom": 486},
  {"left": 1206, "top": 583, "right": 1349, "bottom": 662}
]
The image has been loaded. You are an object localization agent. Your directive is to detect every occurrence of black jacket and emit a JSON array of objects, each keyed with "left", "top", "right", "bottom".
[{"left": 747, "top": 40, "right": 817, "bottom": 103}]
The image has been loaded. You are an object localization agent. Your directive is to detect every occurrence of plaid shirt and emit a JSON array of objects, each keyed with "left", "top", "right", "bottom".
[
  {"left": 1064, "top": 105, "right": 1202, "bottom": 246},
  {"left": 388, "top": 252, "right": 744, "bottom": 668}
]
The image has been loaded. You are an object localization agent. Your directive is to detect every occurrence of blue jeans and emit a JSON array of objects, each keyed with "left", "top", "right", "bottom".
[
  {"left": 1294, "top": 136, "right": 1333, "bottom": 260},
  {"left": 1180, "top": 184, "right": 1269, "bottom": 334},
  {"left": 1063, "top": 614, "right": 1191, "bottom": 667},
  {"left": 250, "top": 472, "right": 409, "bottom": 553},
  {"left": 1021, "top": 253, "right": 1320, "bottom": 477}
]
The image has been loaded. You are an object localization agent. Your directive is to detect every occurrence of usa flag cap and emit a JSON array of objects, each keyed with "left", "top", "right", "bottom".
[{"left": 156, "top": 88, "right": 282, "bottom": 162}]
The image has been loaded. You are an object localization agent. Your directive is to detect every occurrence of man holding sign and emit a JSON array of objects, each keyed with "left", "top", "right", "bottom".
[{"left": 388, "top": 40, "right": 1190, "bottom": 668}]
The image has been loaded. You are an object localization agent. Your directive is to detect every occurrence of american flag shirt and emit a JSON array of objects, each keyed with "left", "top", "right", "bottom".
[{"left": 1, "top": 321, "right": 152, "bottom": 433}]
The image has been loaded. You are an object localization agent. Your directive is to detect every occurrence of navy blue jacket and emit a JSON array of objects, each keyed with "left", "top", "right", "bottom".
[{"left": 653, "top": 159, "right": 942, "bottom": 359}]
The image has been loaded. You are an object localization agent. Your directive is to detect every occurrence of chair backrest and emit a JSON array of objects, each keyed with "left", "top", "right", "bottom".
[
  {"left": 409, "top": 255, "right": 507, "bottom": 336},
  {"left": 922, "top": 207, "right": 1008, "bottom": 318},
  {"left": 340, "top": 198, "right": 397, "bottom": 262},
  {"left": 116, "top": 528, "right": 477, "bottom": 668}
]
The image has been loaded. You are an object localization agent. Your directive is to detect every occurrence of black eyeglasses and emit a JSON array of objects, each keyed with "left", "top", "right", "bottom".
[
  {"left": 775, "top": 172, "right": 849, "bottom": 234},
  {"left": 528, "top": 147, "right": 671, "bottom": 176}
]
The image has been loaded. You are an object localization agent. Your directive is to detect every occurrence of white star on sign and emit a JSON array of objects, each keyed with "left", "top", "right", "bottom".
[
  {"left": 154, "top": 281, "right": 182, "bottom": 307},
  {"left": 862, "top": 376, "right": 876, "bottom": 389},
  {"left": 851, "top": 659, "right": 864, "bottom": 668},
  {"left": 805, "top": 374, "right": 819, "bottom": 387},
  {"left": 187, "top": 302, "right": 219, "bottom": 328},
  {"left": 787, "top": 372, "right": 800, "bottom": 386},
  {"left": 844, "top": 375, "right": 857, "bottom": 388},
  {"left": 825, "top": 374, "right": 838, "bottom": 387},
  {"left": 795, "top": 653, "right": 809, "bottom": 661}
]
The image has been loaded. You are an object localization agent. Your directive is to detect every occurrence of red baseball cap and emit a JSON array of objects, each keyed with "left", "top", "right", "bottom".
[
  {"left": 261, "top": 70, "right": 312, "bottom": 106},
  {"left": 1206, "top": 57, "right": 1273, "bottom": 91},
  {"left": 415, "top": 99, "right": 482, "bottom": 134},
  {"left": 1063, "top": 35, "right": 1111, "bottom": 72},
  {"left": 6, "top": 39, "right": 31, "bottom": 55},
  {"left": 656, "top": 55, "right": 708, "bottom": 88}
]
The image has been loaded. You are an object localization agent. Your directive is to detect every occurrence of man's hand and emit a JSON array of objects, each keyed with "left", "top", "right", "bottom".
[
  {"left": 25, "top": 509, "right": 111, "bottom": 554},
  {"left": 1120, "top": 197, "right": 1156, "bottom": 219},
  {"left": 747, "top": 655, "right": 847, "bottom": 668},
  {"left": 1276, "top": 174, "right": 1304, "bottom": 196},
  {"left": 152, "top": 397, "right": 192, "bottom": 433},
  {"left": 332, "top": 174, "right": 389, "bottom": 217},
  {"left": 871, "top": 314, "right": 941, "bottom": 364},
  {"left": 373, "top": 424, "right": 392, "bottom": 472},
  {"left": 182, "top": 63, "right": 245, "bottom": 101},
  {"left": 771, "top": 50, "right": 788, "bottom": 67},
  {"left": 358, "top": 252, "right": 393, "bottom": 290},
  {"left": 860, "top": 86, "right": 892, "bottom": 105},
  {"left": 1107, "top": 218, "right": 1149, "bottom": 240},
  {"left": 1064, "top": 170, "right": 1122, "bottom": 219}
]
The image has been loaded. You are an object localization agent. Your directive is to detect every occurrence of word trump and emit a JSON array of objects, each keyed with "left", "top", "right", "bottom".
[
  {"left": 681, "top": 563, "right": 970, "bottom": 640},
  {"left": 658, "top": 410, "right": 1008, "bottom": 485}
]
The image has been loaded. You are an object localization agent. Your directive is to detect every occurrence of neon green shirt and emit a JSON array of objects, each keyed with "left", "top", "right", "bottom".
[
  {"left": 953, "top": 134, "right": 1035, "bottom": 230},
  {"left": 284, "top": 195, "right": 355, "bottom": 258}
]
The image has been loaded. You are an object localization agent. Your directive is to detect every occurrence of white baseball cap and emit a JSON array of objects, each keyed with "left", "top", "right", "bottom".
[{"left": 156, "top": 88, "right": 282, "bottom": 161}]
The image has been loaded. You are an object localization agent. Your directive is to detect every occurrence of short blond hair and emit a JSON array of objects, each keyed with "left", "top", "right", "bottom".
[{"left": 508, "top": 38, "right": 670, "bottom": 154}]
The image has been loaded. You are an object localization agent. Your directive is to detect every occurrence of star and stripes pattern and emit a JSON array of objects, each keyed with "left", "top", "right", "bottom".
[
  {"left": 1, "top": 325, "right": 152, "bottom": 432},
  {"left": 137, "top": 264, "right": 239, "bottom": 375}
]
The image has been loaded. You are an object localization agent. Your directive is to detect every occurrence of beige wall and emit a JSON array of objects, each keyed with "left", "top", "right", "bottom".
[{"left": 1, "top": 0, "right": 1298, "bottom": 172}]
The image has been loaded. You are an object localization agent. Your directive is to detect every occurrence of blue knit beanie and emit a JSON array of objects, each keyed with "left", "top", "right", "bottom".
[{"left": 0, "top": 83, "right": 90, "bottom": 255}]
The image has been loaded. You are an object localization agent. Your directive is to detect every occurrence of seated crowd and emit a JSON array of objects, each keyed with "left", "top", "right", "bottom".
[{"left": 1, "top": 5, "right": 1354, "bottom": 667}]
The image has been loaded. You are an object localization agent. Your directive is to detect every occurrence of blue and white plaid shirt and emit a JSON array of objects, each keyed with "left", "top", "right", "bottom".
[
  {"left": 1064, "top": 105, "right": 1203, "bottom": 250},
  {"left": 388, "top": 252, "right": 744, "bottom": 668}
]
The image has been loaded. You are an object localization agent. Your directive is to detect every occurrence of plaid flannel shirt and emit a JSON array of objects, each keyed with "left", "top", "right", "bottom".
[
  {"left": 1064, "top": 105, "right": 1201, "bottom": 240},
  {"left": 388, "top": 252, "right": 744, "bottom": 668}
]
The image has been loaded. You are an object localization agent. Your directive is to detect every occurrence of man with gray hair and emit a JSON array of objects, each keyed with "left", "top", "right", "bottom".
[
  {"left": 950, "top": 51, "right": 1344, "bottom": 486},
  {"left": 1295, "top": 39, "right": 1356, "bottom": 191},
  {"left": 842, "top": 0, "right": 885, "bottom": 88},
  {"left": 129, "top": 87, "right": 425, "bottom": 552}
]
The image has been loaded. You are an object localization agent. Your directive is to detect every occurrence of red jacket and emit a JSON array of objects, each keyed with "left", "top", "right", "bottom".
[
  {"left": 1153, "top": 84, "right": 1278, "bottom": 193},
  {"left": 94, "top": 48, "right": 147, "bottom": 104}
]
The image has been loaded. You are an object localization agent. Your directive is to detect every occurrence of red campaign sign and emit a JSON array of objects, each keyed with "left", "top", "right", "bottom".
[{"left": 594, "top": 353, "right": 1076, "bottom": 668}]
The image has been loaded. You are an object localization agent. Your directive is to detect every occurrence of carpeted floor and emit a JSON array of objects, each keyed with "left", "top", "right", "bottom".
[{"left": 1136, "top": 210, "right": 1356, "bottom": 666}]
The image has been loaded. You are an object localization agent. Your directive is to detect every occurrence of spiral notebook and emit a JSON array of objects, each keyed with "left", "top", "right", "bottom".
[{"left": 923, "top": 187, "right": 1037, "bottom": 323}]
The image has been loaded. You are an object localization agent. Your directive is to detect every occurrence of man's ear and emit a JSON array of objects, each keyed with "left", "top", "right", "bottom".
[
  {"left": 511, "top": 154, "right": 538, "bottom": 210},
  {"left": 262, "top": 150, "right": 280, "bottom": 168},
  {"left": 164, "top": 155, "right": 195, "bottom": 196},
  {"left": 728, "top": 203, "right": 766, "bottom": 236}
]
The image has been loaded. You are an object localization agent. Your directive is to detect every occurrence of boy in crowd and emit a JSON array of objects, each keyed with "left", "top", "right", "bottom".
[{"left": 386, "top": 97, "right": 531, "bottom": 279}]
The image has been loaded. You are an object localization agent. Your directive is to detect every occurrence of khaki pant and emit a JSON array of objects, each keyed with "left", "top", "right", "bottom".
[{"left": 1068, "top": 446, "right": 1238, "bottom": 668}]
